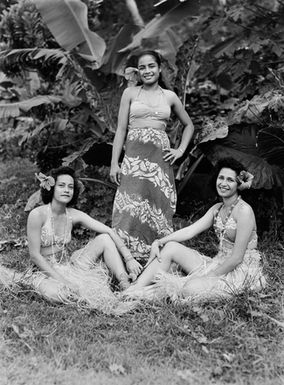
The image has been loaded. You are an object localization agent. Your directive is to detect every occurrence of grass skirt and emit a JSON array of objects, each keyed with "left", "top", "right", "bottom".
[
  {"left": 0, "top": 241, "right": 135, "bottom": 315},
  {"left": 124, "top": 247, "right": 266, "bottom": 303}
]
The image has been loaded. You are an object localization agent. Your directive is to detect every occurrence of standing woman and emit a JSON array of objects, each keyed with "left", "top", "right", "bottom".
[
  {"left": 110, "top": 50, "right": 194, "bottom": 275},
  {"left": 3, "top": 166, "right": 134, "bottom": 314}
]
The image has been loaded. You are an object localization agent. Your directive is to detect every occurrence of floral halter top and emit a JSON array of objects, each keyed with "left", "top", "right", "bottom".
[
  {"left": 40, "top": 204, "right": 72, "bottom": 248},
  {"left": 213, "top": 202, "right": 258, "bottom": 250}
]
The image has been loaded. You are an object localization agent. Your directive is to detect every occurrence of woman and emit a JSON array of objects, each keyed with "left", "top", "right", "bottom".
[
  {"left": 124, "top": 158, "right": 266, "bottom": 301},
  {"left": 6, "top": 166, "right": 134, "bottom": 314},
  {"left": 110, "top": 50, "right": 194, "bottom": 275}
]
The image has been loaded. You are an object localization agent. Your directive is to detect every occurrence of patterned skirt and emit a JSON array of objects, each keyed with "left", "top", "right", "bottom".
[{"left": 112, "top": 127, "right": 177, "bottom": 263}]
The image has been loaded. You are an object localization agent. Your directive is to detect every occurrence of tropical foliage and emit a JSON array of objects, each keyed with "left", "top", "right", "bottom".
[
  {"left": 174, "top": 0, "right": 284, "bottom": 193},
  {"left": 0, "top": 0, "right": 283, "bottom": 203}
]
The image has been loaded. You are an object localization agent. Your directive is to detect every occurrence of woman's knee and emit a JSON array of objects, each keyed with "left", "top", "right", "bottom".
[
  {"left": 88, "top": 233, "right": 111, "bottom": 248},
  {"left": 163, "top": 241, "right": 180, "bottom": 254},
  {"left": 94, "top": 233, "right": 116, "bottom": 252},
  {"left": 160, "top": 241, "right": 179, "bottom": 260},
  {"left": 38, "top": 278, "right": 62, "bottom": 302},
  {"left": 162, "top": 241, "right": 190, "bottom": 263}
]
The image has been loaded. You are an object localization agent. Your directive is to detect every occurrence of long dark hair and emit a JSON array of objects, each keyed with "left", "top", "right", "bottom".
[{"left": 41, "top": 166, "right": 80, "bottom": 206}]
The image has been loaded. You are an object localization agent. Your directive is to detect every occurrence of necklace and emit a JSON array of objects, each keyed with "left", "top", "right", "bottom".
[
  {"left": 49, "top": 204, "right": 68, "bottom": 263},
  {"left": 216, "top": 196, "right": 241, "bottom": 247}
]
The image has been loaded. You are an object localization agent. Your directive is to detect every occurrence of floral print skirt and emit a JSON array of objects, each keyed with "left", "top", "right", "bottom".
[{"left": 112, "top": 127, "right": 177, "bottom": 264}]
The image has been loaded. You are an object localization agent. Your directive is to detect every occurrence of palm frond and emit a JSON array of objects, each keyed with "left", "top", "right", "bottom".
[{"left": 0, "top": 48, "right": 70, "bottom": 79}]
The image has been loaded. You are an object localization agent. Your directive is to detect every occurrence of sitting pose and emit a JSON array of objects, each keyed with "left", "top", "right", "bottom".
[
  {"left": 3, "top": 166, "right": 134, "bottom": 314},
  {"left": 124, "top": 158, "right": 266, "bottom": 301}
]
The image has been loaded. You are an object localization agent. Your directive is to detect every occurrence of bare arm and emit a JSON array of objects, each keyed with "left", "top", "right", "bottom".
[
  {"left": 145, "top": 205, "right": 218, "bottom": 266},
  {"left": 72, "top": 209, "right": 142, "bottom": 275},
  {"left": 158, "top": 205, "right": 216, "bottom": 246},
  {"left": 210, "top": 204, "right": 256, "bottom": 277},
  {"left": 110, "top": 87, "right": 132, "bottom": 185},
  {"left": 72, "top": 209, "right": 133, "bottom": 261},
  {"left": 27, "top": 209, "right": 66, "bottom": 282},
  {"left": 163, "top": 91, "right": 194, "bottom": 165}
]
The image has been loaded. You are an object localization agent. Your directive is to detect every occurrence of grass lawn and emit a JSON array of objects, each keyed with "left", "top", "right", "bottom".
[{"left": 0, "top": 158, "right": 283, "bottom": 385}]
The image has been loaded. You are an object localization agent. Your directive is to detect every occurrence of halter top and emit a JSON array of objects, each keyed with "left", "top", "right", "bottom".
[
  {"left": 40, "top": 204, "right": 72, "bottom": 249},
  {"left": 129, "top": 86, "right": 171, "bottom": 130},
  {"left": 213, "top": 204, "right": 258, "bottom": 250}
]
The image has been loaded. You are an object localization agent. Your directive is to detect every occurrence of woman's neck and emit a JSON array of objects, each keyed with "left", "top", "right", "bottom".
[
  {"left": 142, "top": 83, "right": 160, "bottom": 91},
  {"left": 222, "top": 194, "right": 239, "bottom": 207},
  {"left": 50, "top": 201, "right": 66, "bottom": 216}
]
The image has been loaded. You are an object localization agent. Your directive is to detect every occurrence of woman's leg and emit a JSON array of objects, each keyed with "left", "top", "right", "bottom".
[
  {"left": 37, "top": 277, "right": 66, "bottom": 302},
  {"left": 132, "top": 241, "right": 204, "bottom": 288},
  {"left": 80, "top": 234, "right": 129, "bottom": 288}
]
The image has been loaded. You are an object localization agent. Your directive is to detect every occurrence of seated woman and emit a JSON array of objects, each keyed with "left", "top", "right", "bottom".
[
  {"left": 2, "top": 166, "right": 135, "bottom": 314},
  {"left": 124, "top": 157, "right": 266, "bottom": 301}
]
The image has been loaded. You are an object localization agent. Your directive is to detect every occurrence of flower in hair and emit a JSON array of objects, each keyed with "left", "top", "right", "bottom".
[
  {"left": 35, "top": 172, "right": 55, "bottom": 191},
  {"left": 124, "top": 67, "right": 139, "bottom": 86},
  {"left": 237, "top": 170, "right": 254, "bottom": 190}
]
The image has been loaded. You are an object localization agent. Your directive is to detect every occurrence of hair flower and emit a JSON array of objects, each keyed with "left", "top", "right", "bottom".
[
  {"left": 35, "top": 172, "right": 55, "bottom": 191},
  {"left": 237, "top": 170, "right": 254, "bottom": 190},
  {"left": 124, "top": 67, "right": 139, "bottom": 86}
]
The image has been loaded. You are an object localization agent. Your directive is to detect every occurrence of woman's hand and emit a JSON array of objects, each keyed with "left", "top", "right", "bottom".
[
  {"left": 110, "top": 164, "right": 122, "bottom": 185},
  {"left": 126, "top": 258, "right": 143, "bottom": 278},
  {"left": 163, "top": 148, "right": 183, "bottom": 165},
  {"left": 145, "top": 240, "right": 162, "bottom": 268}
]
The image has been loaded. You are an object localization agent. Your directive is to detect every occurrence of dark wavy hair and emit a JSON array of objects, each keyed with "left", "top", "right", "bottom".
[
  {"left": 41, "top": 166, "right": 80, "bottom": 206},
  {"left": 137, "top": 50, "right": 162, "bottom": 67},
  {"left": 210, "top": 157, "right": 247, "bottom": 194}
]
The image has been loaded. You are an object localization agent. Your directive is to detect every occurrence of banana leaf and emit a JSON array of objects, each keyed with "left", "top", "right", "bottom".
[
  {"left": 228, "top": 91, "right": 284, "bottom": 125},
  {"left": 257, "top": 126, "right": 284, "bottom": 169},
  {"left": 0, "top": 95, "right": 62, "bottom": 119},
  {"left": 24, "top": 189, "right": 42, "bottom": 212},
  {"left": 191, "top": 117, "right": 229, "bottom": 156},
  {"left": 101, "top": 24, "right": 140, "bottom": 75},
  {"left": 33, "top": 0, "right": 106, "bottom": 67},
  {"left": 175, "top": 117, "right": 228, "bottom": 193},
  {"left": 217, "top": 124, "right": 259, "bottom": 156},
  {"left": 117, "top": 0, "right": 212, "bottom": 71}
]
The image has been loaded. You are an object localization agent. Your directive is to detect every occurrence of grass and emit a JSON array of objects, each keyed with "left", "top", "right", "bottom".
[{"left": 0, "top": 157, "right": 284, "bottom": 385}]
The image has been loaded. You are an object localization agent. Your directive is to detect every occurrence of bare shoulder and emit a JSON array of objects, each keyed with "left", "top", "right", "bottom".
[
  {"left": 67, "top": 207, "right": 89, "bottom": 224},
  {"left": 162, "top": 89, "right": 178, "bottom": 104},
  {"left": 235, "top": 199, "right": 255, "bottom": 221},
  {"left": 67, "top": 207, "right": 81, "bottom": 220},
  {"left": 208, "top": 202, "right": 222, "bottom": 216},
  {"left": 123, "top": 86, "right": 140, "bottom": 99},
  {"left": 212, "top": 202, "right": 222, "bottom": 210},
  {"left": 28, "top": 205, "right": 47, "bottom": 224},
  {"left": 238, "top": 199, "right": 254, "bottom": 214}
]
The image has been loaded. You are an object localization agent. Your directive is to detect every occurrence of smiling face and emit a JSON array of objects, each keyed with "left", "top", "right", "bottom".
[
  {"left": 137, "top": 54, "right": 161, "bottom": 86},
  {"left": 216, "top": 167, "right": 239, "bottom": 199},
  {"left": 53, "top": 174, "right": 74, "bottom": 205}
]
